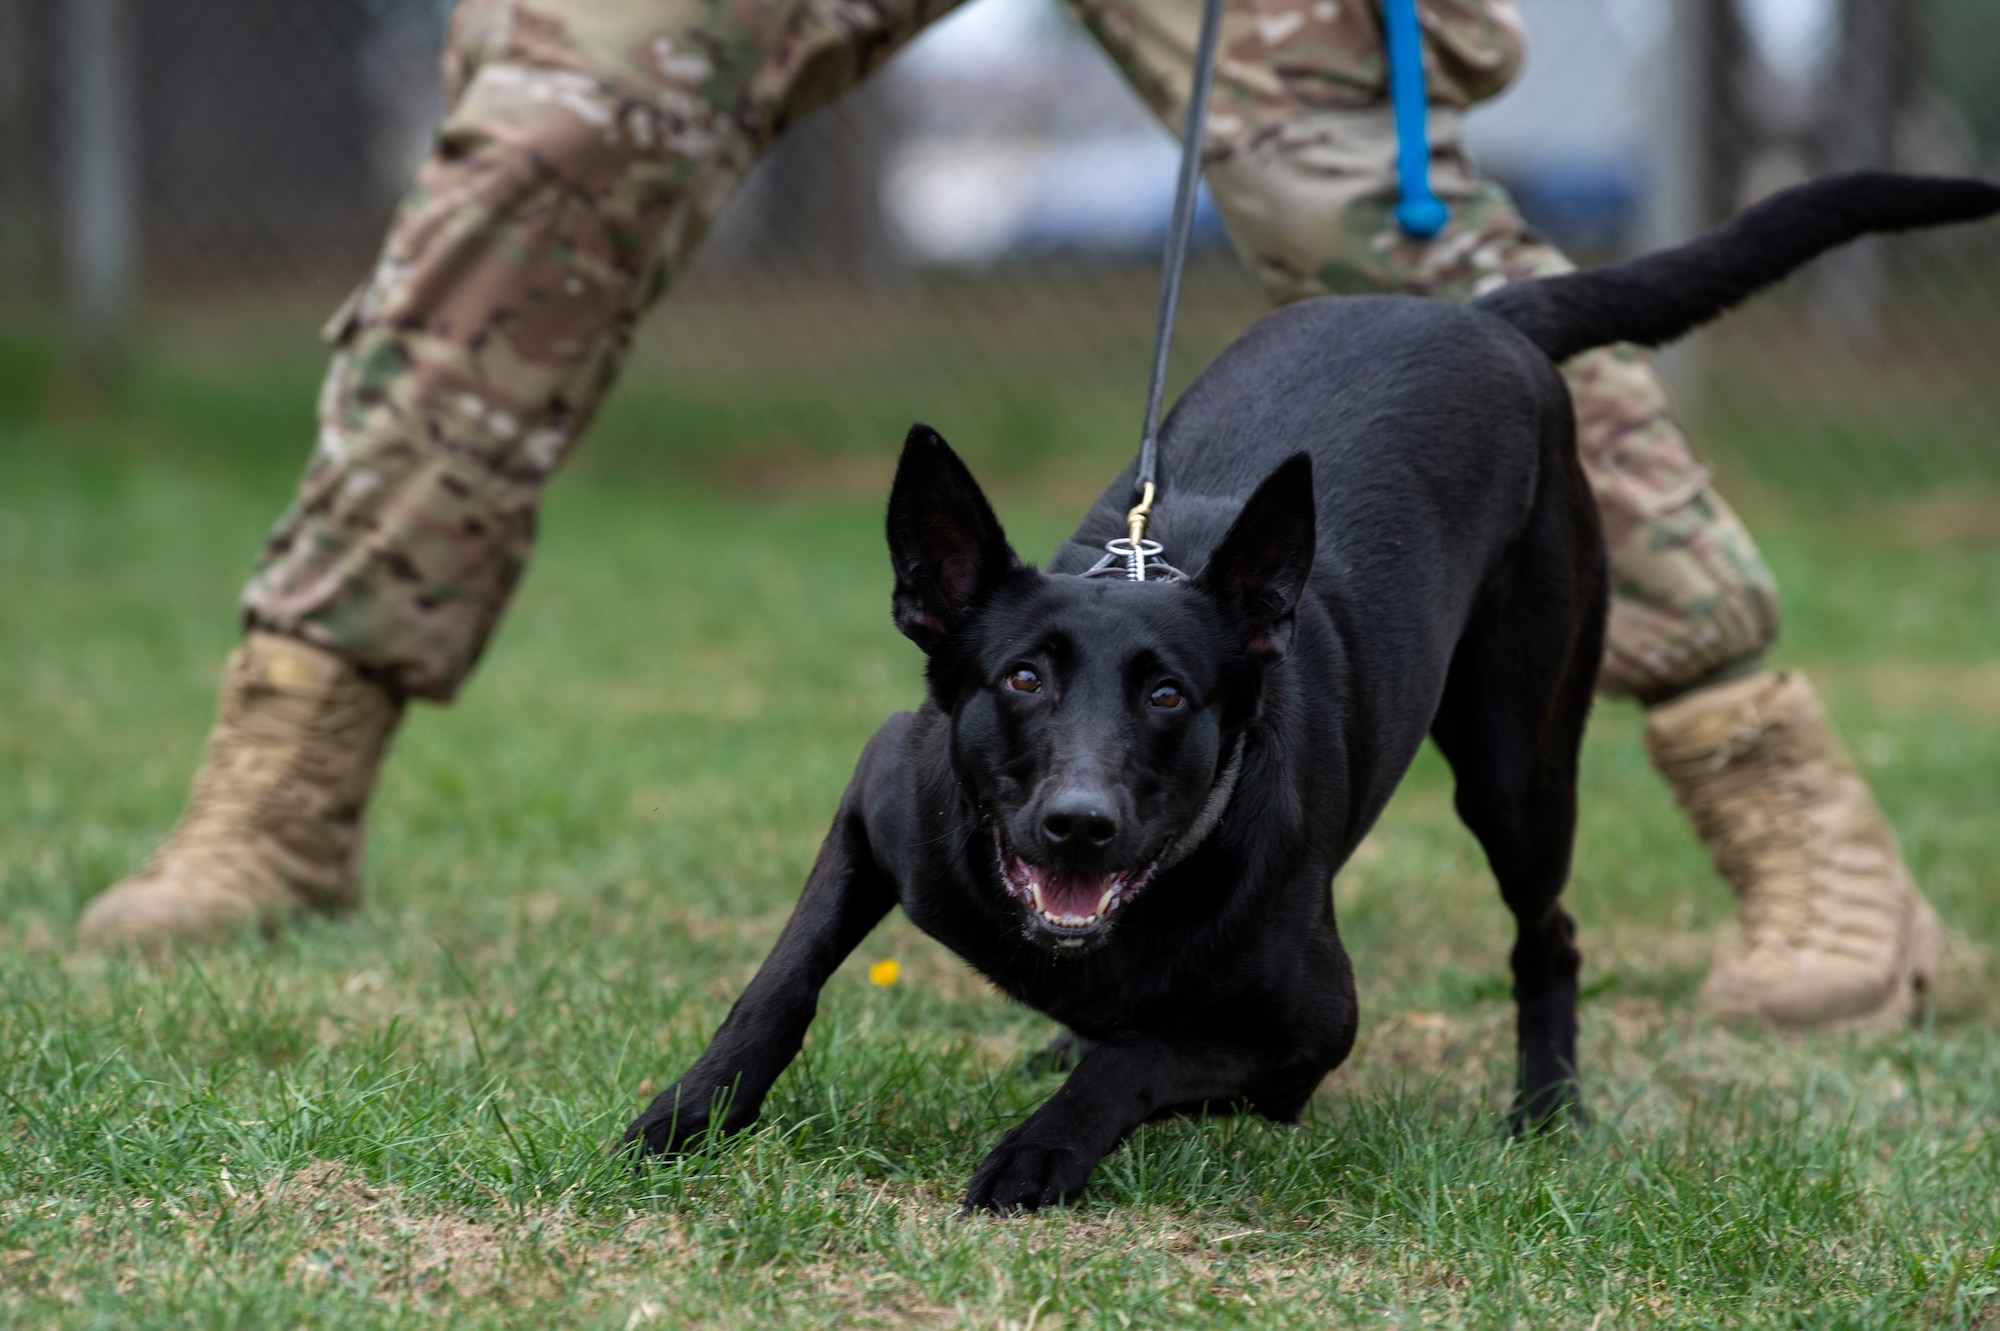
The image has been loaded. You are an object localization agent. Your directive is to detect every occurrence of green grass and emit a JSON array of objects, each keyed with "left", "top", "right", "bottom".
[{"left": 2, "top": 321, "right": 1999, "bottom": 1328}]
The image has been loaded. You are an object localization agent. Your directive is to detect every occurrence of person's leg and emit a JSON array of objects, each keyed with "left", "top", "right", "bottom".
[
  {"left": 81, "top": 0, "right": 961, "bottom": 946},
  {"left": 1075, "top": 0, "right": 1940, "bottom": 1027}
]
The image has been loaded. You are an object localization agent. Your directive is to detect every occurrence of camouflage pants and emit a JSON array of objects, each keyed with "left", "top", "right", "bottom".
[{"left": 243, "top": 0, "right": 1779, "bottom": 704}]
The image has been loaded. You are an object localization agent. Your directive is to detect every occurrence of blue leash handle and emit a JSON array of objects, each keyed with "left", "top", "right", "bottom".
[{"left": 1382, "top": 0, "right": 1448, "bottom": 238}]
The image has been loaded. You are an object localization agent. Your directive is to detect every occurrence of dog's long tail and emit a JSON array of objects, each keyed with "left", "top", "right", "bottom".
[{"left": 1472, "top": 172, "right": 2000, "bottom": 363}]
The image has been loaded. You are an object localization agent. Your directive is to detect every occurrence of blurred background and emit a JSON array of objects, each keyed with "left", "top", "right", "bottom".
[{"left": 1, "top": 0, "right": 1997, "bottom": 503}]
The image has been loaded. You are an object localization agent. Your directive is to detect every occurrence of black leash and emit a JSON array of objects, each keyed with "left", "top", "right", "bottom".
[
  {"left": 1095, "top": 0, "right": 1225, "bottom": 584},
  {"left": 1094, "top": 0, "right": 1438, "bottom": 584}
]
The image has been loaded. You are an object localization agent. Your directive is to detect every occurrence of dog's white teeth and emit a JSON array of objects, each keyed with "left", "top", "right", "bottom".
[
  {"left": 1096, "top": 887, "right": 1116, "bottom": 915},
  {"left": 1030, "top": 882, "right": 1046, "bottom": 912}
]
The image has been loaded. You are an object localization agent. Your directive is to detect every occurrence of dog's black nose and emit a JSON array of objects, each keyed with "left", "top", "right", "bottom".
[{"left": 1041, "top": 793, "right": 1118, "bottom": 851}]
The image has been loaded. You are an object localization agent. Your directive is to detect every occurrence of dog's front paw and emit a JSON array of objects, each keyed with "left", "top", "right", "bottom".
[
  {"left": 965, "top": 1131, "right": 1096, "bottom": 1213},
  {"left": 621, "top": 1080, "right": 748, "bottom": 1157}
]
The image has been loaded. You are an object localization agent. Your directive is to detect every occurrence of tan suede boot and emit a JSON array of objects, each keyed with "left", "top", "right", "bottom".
[
  {"left": 1645, "top": 670, "right": 1944, "bottom": 1030},
  {"left": 78, "top": 633, "right": 403, "bottom": 948}
]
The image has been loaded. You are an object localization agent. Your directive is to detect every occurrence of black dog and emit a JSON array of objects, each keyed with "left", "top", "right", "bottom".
[{"left": 624, "top": 174, "right": 2000, "bottom": 1211}]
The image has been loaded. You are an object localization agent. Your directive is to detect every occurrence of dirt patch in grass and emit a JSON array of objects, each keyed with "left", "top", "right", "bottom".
[
  {"left": 256, "top": 1160, "right": 686, "bottom": 1307},
  {"left": 249, "top": 1166, "right": 985, "bottom": 1326}
]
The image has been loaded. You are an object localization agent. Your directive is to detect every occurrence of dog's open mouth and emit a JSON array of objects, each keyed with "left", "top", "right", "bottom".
[{"left": 995, "top": 832, "right": 1157, "bottom": 948}]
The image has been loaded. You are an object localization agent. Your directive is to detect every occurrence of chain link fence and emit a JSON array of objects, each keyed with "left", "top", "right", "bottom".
[{"left": 2, "top": 0, "right": 1997, "bottom": 499}]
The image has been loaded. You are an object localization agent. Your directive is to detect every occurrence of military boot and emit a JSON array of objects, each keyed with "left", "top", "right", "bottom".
[
  {"left": 1645, "top": 669, "right": 1943, "bottom": 1029},
  {"left": 78, "top": 632, "right": 403, "bottom": 948}
]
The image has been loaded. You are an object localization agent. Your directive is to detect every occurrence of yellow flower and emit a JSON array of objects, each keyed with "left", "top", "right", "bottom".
[{"left": 868, "top": 958, "right": 901, "bottom": 986}]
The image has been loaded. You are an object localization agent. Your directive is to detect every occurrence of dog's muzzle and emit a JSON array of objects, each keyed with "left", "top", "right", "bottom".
[
  {"left": 991, "top": 745, "right": 1241, "bottom": 950},
  {"left": 995, "top": 832, "right": 1158, "bottom": 948}
]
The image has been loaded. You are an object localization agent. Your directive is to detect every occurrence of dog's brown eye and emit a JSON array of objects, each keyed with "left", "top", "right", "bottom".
[
  {"left": 1149, "top": 684, "right": 1185, "bottom": 710},
  {"left": 1004, "top": 667, "right": 1042, "bottom": 694}
]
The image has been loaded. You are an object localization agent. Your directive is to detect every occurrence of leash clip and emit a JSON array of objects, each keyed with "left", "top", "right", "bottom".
[
  {"left": 1080, "top": 481, "right": 1187, "bottom": 584},
  {"left": 1121, "top": 480, "right": 1157, "bottom": 580}
]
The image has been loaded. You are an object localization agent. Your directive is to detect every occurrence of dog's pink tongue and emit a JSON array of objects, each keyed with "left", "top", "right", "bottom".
[{"left": 1035, "top": 868, "right": 1116, "bottom": 921}]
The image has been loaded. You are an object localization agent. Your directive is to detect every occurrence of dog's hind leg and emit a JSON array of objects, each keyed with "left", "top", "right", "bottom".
[{"left": 1428, "top": 485, "right": 1608, "bottom": 1132}]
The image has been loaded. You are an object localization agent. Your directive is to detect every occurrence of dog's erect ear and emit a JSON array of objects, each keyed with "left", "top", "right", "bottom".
[
  {"left": 886, "top": 424, "right": 1022, "bottom": 654},
  {"left": 1196, "top": 453, "right": 1316, "bottom": 668}
]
